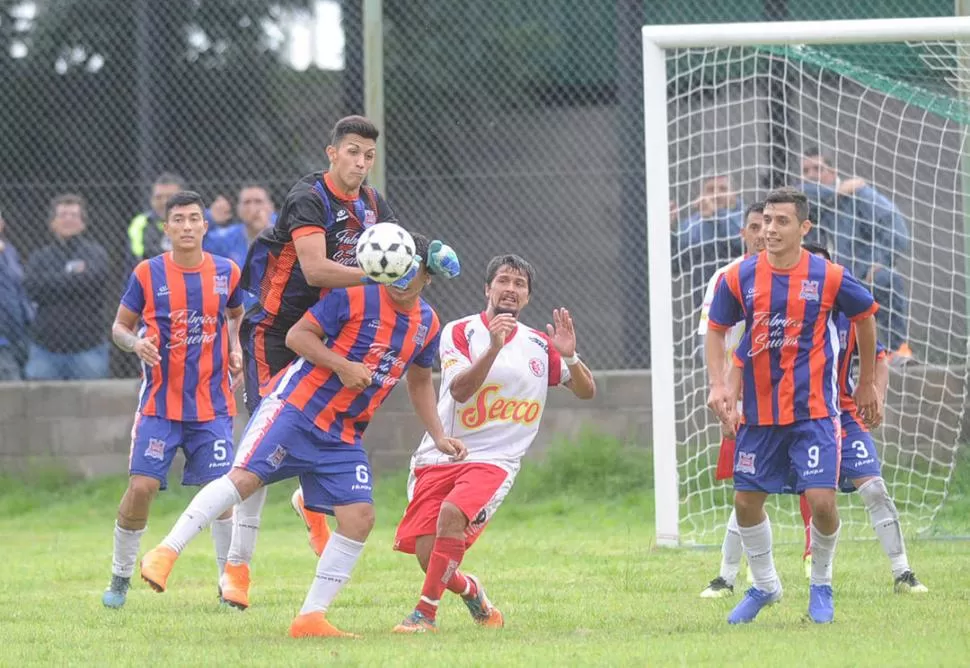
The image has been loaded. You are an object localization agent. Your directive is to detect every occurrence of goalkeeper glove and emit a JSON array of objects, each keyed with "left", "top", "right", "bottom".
[{"left": 427, "top": 240, "right": 461, "bottom": 278}]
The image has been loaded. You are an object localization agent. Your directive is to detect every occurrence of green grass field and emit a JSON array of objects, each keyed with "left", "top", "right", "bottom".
[{"left": 2, "top": 435, "right": 970, "bottom": 667}]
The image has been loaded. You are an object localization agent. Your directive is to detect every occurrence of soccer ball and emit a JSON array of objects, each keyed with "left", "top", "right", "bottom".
[{"left": 355, "top": 222, "right": 417, "bottom": 284}]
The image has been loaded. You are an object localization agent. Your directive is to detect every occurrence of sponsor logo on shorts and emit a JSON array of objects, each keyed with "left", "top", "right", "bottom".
[
  {"left": 145, "top": 438, "right": 166, "bottom": 461},
  {"left": 443, "top": 357, "right": 460, "bottom": 370},
  {"left": 266, "top": 444, "right": 287, "bottom": 469},
  {"left": 214, "top": 275, "right": 229, "bottom": 296},
  {"left": 529, "top": 357, "right": 545, "bottom": 377},
  {"left": 471, "top": 509, "right": 488, "bottom": 526},
  {"left": 735, "top": 451, "right": 756, "bottom": 475}
]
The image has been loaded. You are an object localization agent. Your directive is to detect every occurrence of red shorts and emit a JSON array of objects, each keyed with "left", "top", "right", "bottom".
[
  {"left": 393, "top": 462, "right": 511, "bottom": 554},
  {"left": 715, "top": 437, "right": 736, "bottom": 481}
]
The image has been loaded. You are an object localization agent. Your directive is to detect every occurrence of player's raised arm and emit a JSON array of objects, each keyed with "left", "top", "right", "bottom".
[
  {"left": 547, "top": 308, "right": 595, "bottom": 400},
  {"left": 293, "top": 232, "right": 366, "bottom": 288},
  {"left": 448, "top": 313, "right": 516, "bottom": 403}
]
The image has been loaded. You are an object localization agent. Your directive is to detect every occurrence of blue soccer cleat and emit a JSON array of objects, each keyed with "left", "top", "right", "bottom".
[
  {"left": 727, "top": 585, "right": 782, "bottom": 624},
  {"left": 808, "top": 584, "right": 834, "bottom": 623},
  {"left": 102, "top": 574, "right": 130, "bottom": 609}
]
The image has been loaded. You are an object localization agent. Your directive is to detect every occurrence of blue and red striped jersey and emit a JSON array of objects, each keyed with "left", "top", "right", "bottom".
[
  {"left": 708, "top": 249, "right": 877, "bottom": 426},
  {"left": 835, "top": 312, "right": 887, "bottom": 415},
  {"left": 268, "top": 283, "right": 440, "bottom": 446},
  {"left": 121, "top": 252, "right": 243, "bottom": 421}
]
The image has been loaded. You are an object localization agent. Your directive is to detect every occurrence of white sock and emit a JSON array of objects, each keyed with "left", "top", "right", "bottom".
[
  {"left": 211, "top": 517, "right": 233, "bottom": 577},
  {"left": 299, "top": 532, "right": 365, "bottom": 615},
  {"left": 719, "top": 508, "right": 743, "bottom": 586},
  {"left": 228, "top": 485, "right": 267, "bottom": 565},
  {"left": 858, "top": 477, "right": 909, "bottom": 577},
  {"left": 161, "top": 476, "right": 242, "bottom": 554},
  {"left": 809, "top": 519, "right": 841, "bottom": 587},
  {"left": 738, "top": 516, "right": 781, "bottom": 595},
  {"left": 112, "top": 522, "right": 146, "bottom": 579}
]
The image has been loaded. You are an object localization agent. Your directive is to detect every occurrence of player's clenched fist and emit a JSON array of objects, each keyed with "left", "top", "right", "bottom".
[
  {"left": 134, "top": 335, "right": 161, "bottom": 367},
  {"left": 228, "top": 348, "right": 244, "bottom": 389},
  {"left": 488, "top": 314, "right": 516, "bottom": 349},
  {"left": 434, "top": 436, "right": 468, "bottom": 461},
  {"left": 337, "top": 360, "right": 373, "bottom": 390}
]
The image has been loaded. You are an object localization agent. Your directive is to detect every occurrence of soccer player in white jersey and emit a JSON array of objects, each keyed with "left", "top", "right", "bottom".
[
  {"left": 389, "top": 254, "right": 597, "bottom": 632},
  {"left": 697, "top": 201, "right": 765, "bottom": 598}
]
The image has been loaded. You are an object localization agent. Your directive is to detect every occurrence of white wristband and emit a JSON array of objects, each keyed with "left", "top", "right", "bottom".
[{"left": 563, "top": 352, "right": 580, "bottom": 366}]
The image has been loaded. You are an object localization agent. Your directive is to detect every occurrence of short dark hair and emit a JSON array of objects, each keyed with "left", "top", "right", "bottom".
[
  {"left": 764, "top": 186, "right": 810, "bottom": 222},
  {"left": 743, "top": 201, "right": 764, "bottom": 221},
  {"left": 50, "top": 193, "right": 87, "bottom": 222},
  {"left": 154, "top": 172, "right": 186, "bottom": 189},
  {"left": 485, "top": 254, "right": 535, "bottom": 294},
  {"left": 802, "top": 242, "right": 831, "bottom": 261},
  {"left": 802, "top": 145, "right": 833, "bottom": 168},
  {"left": 165, "top": 191, "right": 206, "bottom": 219},
  {"left": 410, "top": 232, "right": 430, "bottom": 271},
  {"left": 330, "top": 115, "right": 379, "bottom": 146}
]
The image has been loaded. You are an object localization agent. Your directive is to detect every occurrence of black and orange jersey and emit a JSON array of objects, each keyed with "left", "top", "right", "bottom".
[{"left": 242, "top": 171, "right": 397, "bottom": 331}]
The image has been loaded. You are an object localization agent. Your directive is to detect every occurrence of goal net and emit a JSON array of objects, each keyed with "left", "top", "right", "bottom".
[{"left": 644, "top": 18, "right": 970, "bottom": 546}]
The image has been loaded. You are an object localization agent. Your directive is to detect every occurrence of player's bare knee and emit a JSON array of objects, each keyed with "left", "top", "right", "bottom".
[
  {"left": 334, "top": 503, "right": 375, "bottom": 542},
  {"left": 227, "top": 467, "right": 263, "bottom": 500},
  {"left": 733, "top": 491, "right": 767, "bottom": 526},
  {"left": 126, "top": 475, "right": 160, "bottom": 504},
  {"left": 436, "top": 502, "right": 469, "bottom": 537},
  {"left": 805, "top": 489, "right": 838, "bottom": 525}
]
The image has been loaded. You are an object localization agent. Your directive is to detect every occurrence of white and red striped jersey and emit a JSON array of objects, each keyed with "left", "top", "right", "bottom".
[
  {"left": 697, "top": 255, "right": 747, "bottom": 359},
  {"left": 409, "top": 311, "right": 570, "bottom": 476}
]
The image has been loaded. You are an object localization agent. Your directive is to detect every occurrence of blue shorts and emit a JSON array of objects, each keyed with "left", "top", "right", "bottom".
[
  {"left": 233, "top": 398, "right": 373, "bottom": 514},
  {"left": 129, "top": 414, "right": 234, "bottom": 490},
  {"left": 838, "top": 411, "right": 882, "bottom": 492},
  {"left": 734, "top": 417, "right": 842, "bottom": 494}
]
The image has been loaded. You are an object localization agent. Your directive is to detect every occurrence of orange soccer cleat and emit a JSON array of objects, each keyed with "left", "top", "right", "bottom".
[
  {"left": 392, "top": 610, "right": 438, "bottom": 634},
  {"left": 462, "top": 575, "right": 504, "bottom": 628},
  {"left": 140, "top": 545, "right": 179, "bottom": 593},
  {"left": 289, "top": 612, "right": 359, "bottom": 638},
  {"left": 219, "top": 562, "right": 251, "bottom": 610},
  {"left": 291, "top": 488, "right": 332, "bottom": 557}
]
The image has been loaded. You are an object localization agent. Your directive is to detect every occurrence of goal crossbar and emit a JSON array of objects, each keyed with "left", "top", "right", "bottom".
[{"left": 643, "top": 16, "right": 970, "bottom": 547}]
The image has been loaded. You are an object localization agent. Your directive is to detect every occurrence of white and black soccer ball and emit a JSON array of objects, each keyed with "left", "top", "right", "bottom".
[{"left": 355, "top": 222, "right": 417, "bottom": 284}]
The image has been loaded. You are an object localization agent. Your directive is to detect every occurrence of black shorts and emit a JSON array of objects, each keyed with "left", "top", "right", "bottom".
[{"left": 241, "top": 317, "right": 297, "bottom": 415}]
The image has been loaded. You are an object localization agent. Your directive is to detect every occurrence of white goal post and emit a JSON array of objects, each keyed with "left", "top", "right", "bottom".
[{"left": 644, "top": 17, "right": 970, "bottom": 547}]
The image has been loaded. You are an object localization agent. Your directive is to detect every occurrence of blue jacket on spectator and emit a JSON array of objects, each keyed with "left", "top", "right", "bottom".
[
  {"left": 0, "top": 241, "right": 33, "bottom": 365},
  {"left": 671, "top": 200, "right": 745, "bottom": 302},
  {"left": 203, "top": 220, "right": 250, "bottom": 270},
  {"left": 800, "top": 181, "right": 910, "bottom": 279}
]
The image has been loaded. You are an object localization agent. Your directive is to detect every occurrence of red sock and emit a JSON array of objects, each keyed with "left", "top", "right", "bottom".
[
  {"left": 799, "top": 494, "right": 813, "bottom": 558},
  {"left": 446, "top": 570, "right": 478, "bottom": 598},
  {"left": 416, "top": 537, "right": 466, "bottom": 621}
]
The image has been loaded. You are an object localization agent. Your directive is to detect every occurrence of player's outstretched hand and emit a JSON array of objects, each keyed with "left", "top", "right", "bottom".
[
  {"left": 546, "top": 308, "right": 577, "bottom": 357},
  {"left": 228, "top": 348, "right": 244, "bottom": 390},
  {"left": 427, "top": 240, "right": 461, "bottom": 279},
  {"left": 134, "top": 335, "right": 161, "bottom": 367},
  {"left": 855, "top": 381, "right": 882, "bottom": 428},
  {"left": 434, "top": 436, "right": 468, "bottom": 462},
  {"left": 337, "top": 361, "right": 373, "bottom": 391},
  {"left": 390, "top": 256, "right": 423, "bottom": 289},
  {"left": 488, "top": 314, "right": 517, "bottom": 350}
]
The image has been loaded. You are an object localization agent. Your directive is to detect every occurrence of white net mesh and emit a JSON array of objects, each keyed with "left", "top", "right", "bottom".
[{"left": 664, "top": 38, "right": 970, "bottom": 545}]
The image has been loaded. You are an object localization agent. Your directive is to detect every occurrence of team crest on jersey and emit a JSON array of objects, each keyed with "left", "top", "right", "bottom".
[
  {"left": 266, "top": 444, "right": 287, "bottom": 470},
  {"left": 839, "top": 330, "right": 848, "bottom": 348},
  {"left": 799, "top": 280, "right": 820, "bottom": 302},
  {"left": 364, "top": 210, "right": 376, "bottom": 227},
  {"left": 214, "top": 275, "right": 229, "bottom": 296},
  {"left": 414, "top": 324, "right": 429, "bottom": 347},
  {"left": 735, "top": 451, "right": 756, "bottom": 475},
  {"left": 145, "top": 438, "right": 166, "bottom": 461},
  {"left": 529, "top": 358, "right": 545, "bottom": 377}
]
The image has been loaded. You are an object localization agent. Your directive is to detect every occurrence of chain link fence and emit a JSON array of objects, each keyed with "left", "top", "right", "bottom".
[{"left": 0, "top": 0, "right": 957, "bottom": 381}]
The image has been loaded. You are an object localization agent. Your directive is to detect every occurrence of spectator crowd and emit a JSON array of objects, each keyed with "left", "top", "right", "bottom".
[{"left": 0, "top": 175, "right": 277, "bottom": 382}]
